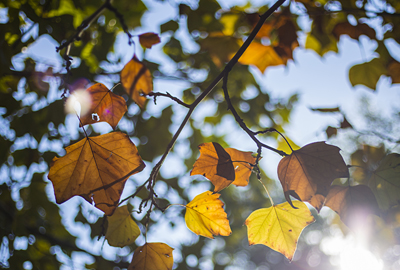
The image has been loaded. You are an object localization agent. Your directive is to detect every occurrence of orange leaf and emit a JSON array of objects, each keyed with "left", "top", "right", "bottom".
[
  {"left": 191, "top": 142, "right": 235, "bottom": 192},
  {"left": 225, "top": 148, "right": 256, "bottom": 187},
  {"left": 120, "top": 56, "right": 153, "bottom": 108},
  {"left": 48, "top": 132, "right": 145, "bottom": 215},
  {"left": 277, "top": 142, "right": 349, "bottom": 212},
  {"left": 128, "top": 242, "right": 173, "bottom": 270},
  {"left": 325, "top": 185, "right": 380, "bottom": 228},
  {"left": 79, "top": 83, "right": 127, "bottom": 129},
  {"left": 185, "top": 191, "right": 231, "bottom": 239},
  {"left": 139, "top": 32, "right": 161, "bottom": 49},
  {"left": 238, "top": 42, "right": 284, "bottom": 73}
]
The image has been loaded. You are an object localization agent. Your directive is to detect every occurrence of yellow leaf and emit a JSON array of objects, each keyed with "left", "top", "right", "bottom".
[
  {"left": 191, "top": 142, "right": 235, "bottom": 192},
  {"left": 185, "top": 191, "right": 231, "bottom": 239},
  {"left": 325, "top": 185, "right": 380, "bottom": 228},
  {"left": 48, "top": 132, "right": 145, "bottom": 215},
  {"left": 139, "top": 32, "right": 161, "bottom": 49},
  {"left": 238, "top": 42, "right": 284, "bottom": 73},
  {"left": 120, "top": 56, "right": 153, "bottom": 108},
  {"left": 277, "top": 142, "right": 349, "bottom": 212},
  {"left": 105, "top": 205, "right": 140, "bottom": 247},
  {"left": 245, "top": 201, "right": 315, "bottom": 261},
  {"left": 79, "top": 83, "right": 127, "bottom": 129},
  {"left": 225, "top": 148, "right": 256, "bottom": 187},
  {"left": 128, "top": 242, "right": 174, "bottom": 270}
]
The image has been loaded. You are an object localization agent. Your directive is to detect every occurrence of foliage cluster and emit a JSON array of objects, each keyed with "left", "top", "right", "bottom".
[{"left": 1, "top": 0, "right": 400, "bottom": 269}]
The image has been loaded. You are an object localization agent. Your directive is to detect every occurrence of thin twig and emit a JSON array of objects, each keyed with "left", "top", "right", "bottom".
[{"left": 148, "top": 92, "right": 191, "bottom": 108}]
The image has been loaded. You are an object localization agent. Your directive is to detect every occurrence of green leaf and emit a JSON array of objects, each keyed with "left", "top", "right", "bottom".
[
  {"left": 349, "top": 58, "right": 387, "bottom": 90},
  {"left": 105, "top": 205, "right": 140, "bottom": 247}
]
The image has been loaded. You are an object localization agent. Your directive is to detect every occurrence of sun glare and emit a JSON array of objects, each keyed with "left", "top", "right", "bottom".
[{"left": 339, "top": 245, "right": 383, "bottom": 270}]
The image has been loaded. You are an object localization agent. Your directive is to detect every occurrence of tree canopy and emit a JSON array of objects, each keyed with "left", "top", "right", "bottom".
[{"left": 1, "top": 0, "right": 400, "bottom": 269}]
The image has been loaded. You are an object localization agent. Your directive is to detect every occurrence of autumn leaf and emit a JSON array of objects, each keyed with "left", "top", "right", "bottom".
[
  {"left": 368, "top": 153, "right": 400, "bottom": 210},
  {"left": 139, "top": 32, "right": 161, "bottom": 49},
  {"left": 48, "top": 132, "right": 145, "bottom": 215},
  {"left": 185, "top": 191, "right": 231, "bottom": 239},
  {"left": 277, "top": 142, "right": 349, "bottom": 211},
  {"left": 332, "top": 21, "right": 376, "bottom": 41},
  {"left": 121, "top": 56, "right": 153, "bottom": 108},
  {"left": 79, "top": 83, "right": 127, "bottom": 129},
  {"left": 128, "top": 242, "right": 173, "bottom": 270},
  {"left": 245, "top": 201, "right": 315, "bottom": 261},
  {"left": 225, "top": 148, "right": 256, "bottom": 187},
  {"left": 191, "top": 142, "right": 235, "bottom": 192},
  {"left": 310, "top": 107, "right": 341, "bottom": 113},
  {"left": 349, "top": 58, "right": 386, "bottom": 90},
  {"left": 325, "top": 185, "right": 380, "bottom": 228},
  {"left": 388, "top": 59, "right": 400, "bottom": 84},
  {"left": 238, "top": 41, "right": 284, "bottom": 73},
  {"left": 105, "top": 205, "right": 140, "bottom": 247}
]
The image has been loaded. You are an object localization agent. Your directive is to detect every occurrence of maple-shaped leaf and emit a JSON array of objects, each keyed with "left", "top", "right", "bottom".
[
  {"left": 120, "top": 56, "right": 153, "bottom": 108},
  {"left": 225, "top": 148, "right": 256, "bottom": 187},
  {"left": 139, "top": 32, "right": 161, "bottom": 49},
  {"left": 238, "top": 42, "right": 284, "bottom": 73},
  {"left": 128, "top": 242, "right": 173, "bottom": 270},
  {"left": 325, "top": 185, "right": 380, "bottom": 228},
  {"left": 105, "top": 205, "right": 140, "bottom": 247},
  {"left": 245, "top": 201, "right": 315, "bottom": 261},
  {"left": 191, "top": 142, "right": 235, "bottom": 192},
  {"left": 277, "top": 142, "right": 349, "bottom": 212},
  {"left": 79, "top": 83, "right": 127, "bottom": 129},
  {"left": 368, "top": 153, "right": 400, "bottom": 210},
  {"left": 185, "top": 191, "right": 232, "bottom": 239},
  {"left": 48, "top": 132, "right": 145, "bottom": 215},
  {"left": 332, "top": 21, "right": 376, "bottom": 41}
]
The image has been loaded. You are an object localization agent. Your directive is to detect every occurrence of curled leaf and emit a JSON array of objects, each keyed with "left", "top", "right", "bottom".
[
  {"left": 48, "top": 132, "right": 145, "bottom": 215},
  {"left": 225, "top": 148, "right": 256, "bottom": 187},
  {"left": 121, "top": 56, "right": 153, "bottom": 108},
  {"left": 79, "top": 83, "right": 127, "bottom": 129},
  {"left": 185, "top": 191, "right": 231, "bottom": 239},
  {"left": 245, "top": 201, "right": 315, "bottom": 261},
  {"left": 105, "top": 205, "right": 140, "bottom": 247},
  {"left": 128, "top": 242, "right": 174, "bottom": 270},
  {"left": 191, "top": 142, "right": 235, "bottom": 192},
  {"left": 277, "top": 142, "right": 349, "bottom": 211}
]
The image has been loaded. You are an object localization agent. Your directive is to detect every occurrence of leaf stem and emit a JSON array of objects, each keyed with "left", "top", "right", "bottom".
[{"left": 258, "top": 178, "right": 274, "bottom": 206}]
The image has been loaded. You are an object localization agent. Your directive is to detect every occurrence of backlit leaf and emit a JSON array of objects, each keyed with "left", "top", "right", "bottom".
[
  {"left": 79, "top": 83, "right": 127, "bottom": 129},
  {"left": 185, "top": 191, "right": 231, "bottom": 239},
  {"left": 105, "top": 205, "right": 140, "bottom": 247},
  {"left": 121, "top": 56, "right": 153, "bottom": 108},
  {"left": 368, "top": 153, "right": 400, "bottom": 210},
  {"left": 325, "top": 185, "right": 380, "bottom": 228},
  {"left": 277, "top": 142, "right": 349, "bottom": 211},
  {"left": 139, "top": 32, "right": 161, "bottom": 49},
  {"left": 238, "top": 42, "right": 284, "bottom": 73},
  {"left": 349, "top": 58, "right": 386, "bottom": 90},
  {"left": 48, "top": 132, "right": 145, "bottom": 215},
  {"left": 225, "top": 148, "right": 256, "bottom": 187},
  {"left": 245, "top": 201, "right": 315, "bottom": 261},
  {"left": 191, "top": 142, "right": 235, "bottom": 192},
  {"left": 128, "top": 242, "right": 173, "bottom": 270}
]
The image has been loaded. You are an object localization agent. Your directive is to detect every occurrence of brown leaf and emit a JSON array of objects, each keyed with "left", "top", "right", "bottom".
[
  {"left": 48, "top": 132, "right": 145, "bottom": 215},
  {"left": 120, "top": 56, "right": 153, "bottom": 108},
  {"left": 238, "top": 42, "right": 284, "bottom": 73},
  {"left": 191, "top": 142, "right": 235, "bottom": 192},
  {"left": 225, "top": 148, "right": 256, "bottom": 187},
  {"left": 129, "top": 242, "right": 174, "bottom": 270},
  {"left": 310, "top": 107, "right": 340, "bottom": 113},
  {"left": 325, "top": 185, "right": 380, "bottom": 228},
  {"left": 332, "top": 21, "right": 376, "bottom": 41},
  {"left": 340, "top": 116, "right": 353, "bottom": 129},
  {"left": 388, "top": 59, "right": 400, "bottom": 84},
  {"left": 139, "top": 32, "right": 161, "bottom": 49},
  {"left": 277, "top": 142, "right": 349, "bottom": 211},
  {"left": 79, "top": 83, "right": 127, "bottom": 129},
  {"left": 326, "top": 126, "right": 338, "bottom": 138}
]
